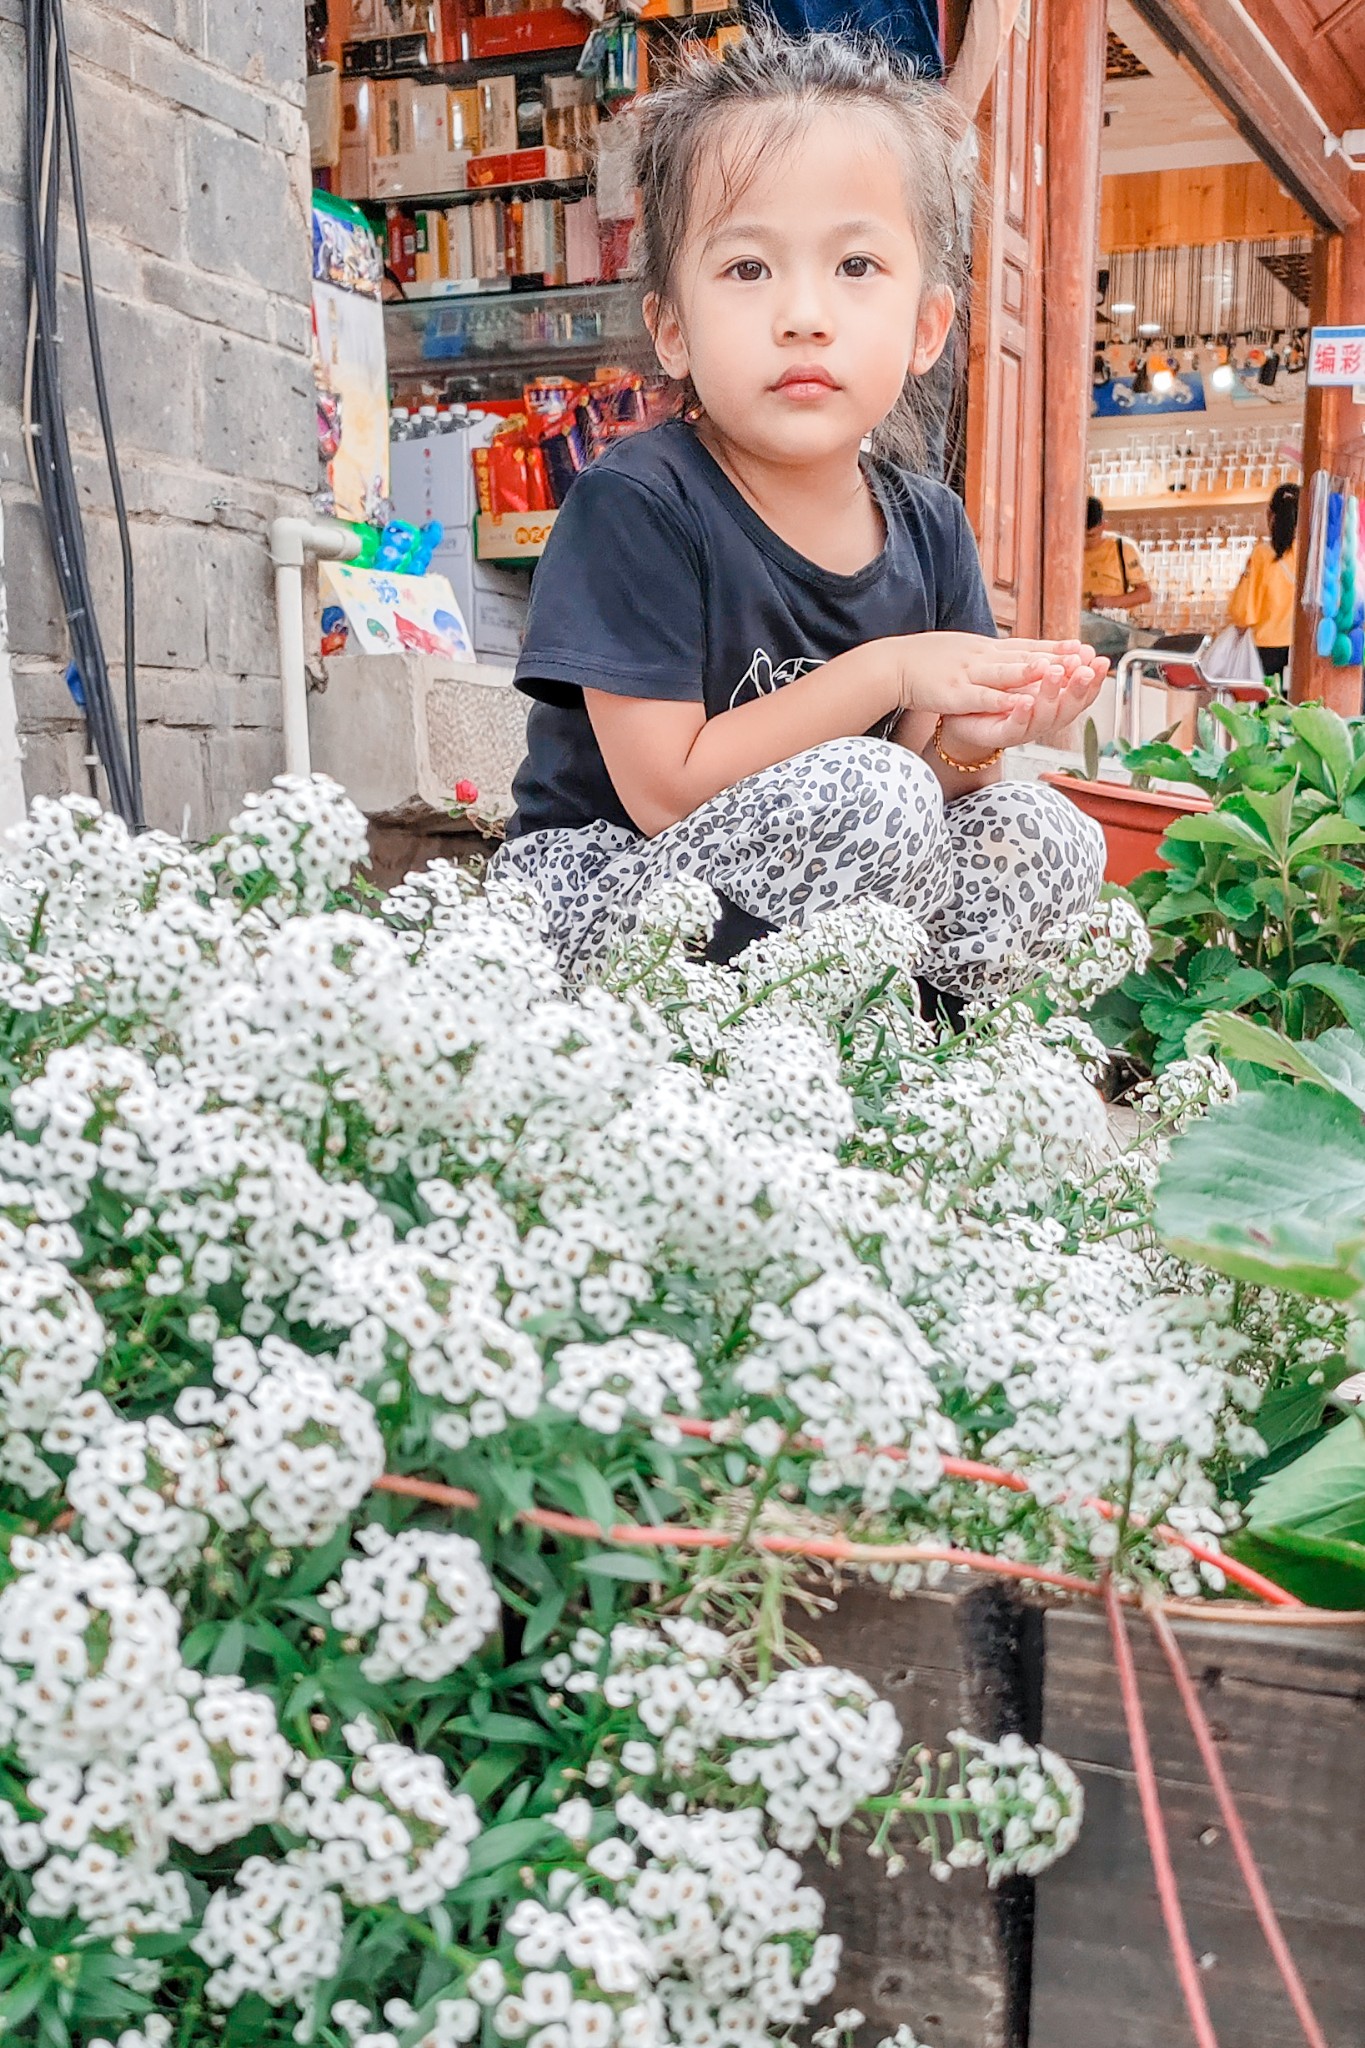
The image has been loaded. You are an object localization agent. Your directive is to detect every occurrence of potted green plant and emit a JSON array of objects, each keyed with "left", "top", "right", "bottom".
[{"left": 1042, "top": 719, "right": 1211, "bottom": 887}]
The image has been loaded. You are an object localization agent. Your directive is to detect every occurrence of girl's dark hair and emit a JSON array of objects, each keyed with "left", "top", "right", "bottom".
[
  {"left": 629, "top": 24, "right": 976, "bottom": 473},
  {"left": 1268, "top": 481, "right": 1299, "bottom": 560}
]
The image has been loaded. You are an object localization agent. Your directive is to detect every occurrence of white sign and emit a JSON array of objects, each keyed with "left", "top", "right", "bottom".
[{"left": 1307, "top": 326, "right": 1365, "bottom": 386}]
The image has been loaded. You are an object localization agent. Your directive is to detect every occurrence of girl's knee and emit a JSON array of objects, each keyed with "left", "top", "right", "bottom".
[
  {"left": 785, "top": 737, "right": 943, "bottom": 836},
  {"left": 947, "top": 781, "right": 1104, "bottom": 929}
]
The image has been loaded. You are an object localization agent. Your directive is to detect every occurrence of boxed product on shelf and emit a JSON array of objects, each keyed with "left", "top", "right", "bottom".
[
  {"left": 340, "top": 75, "right": 471, "bottom": 199},
  {"left": 477, "top": 75, "right": 519, "bottom": 156},
  {"left": 467, "top": 145, "right": 582, "bottom": 188},
  {"left": 465, "top": 7, "right": 587, "bottom": 60}
]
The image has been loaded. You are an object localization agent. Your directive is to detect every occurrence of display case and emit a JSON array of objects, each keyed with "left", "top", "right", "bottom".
[{"left": 385, "top": 280, "right": 647, "bottom": 392}]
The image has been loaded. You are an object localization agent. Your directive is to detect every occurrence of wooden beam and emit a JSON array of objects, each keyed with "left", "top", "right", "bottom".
[
  {"left": 1131, "top": 0, "right": 1357, "bottom": 232},
  {"left": 1291, "top": 224, "right": 1365, "bottom": 713},
  {"left": 1099, "top": 160, "right": 1312, "bottom": 253},
  {"left": 1040, "top": 0, "right": 1106, "bottom": 640}
]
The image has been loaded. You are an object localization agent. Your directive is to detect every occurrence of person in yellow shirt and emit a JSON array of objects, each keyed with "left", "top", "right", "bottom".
[
  {"left": 1227, "top": 483, "right": 1299, "bottom": 682},
  {"left": 1081, "top": 497, "right": 1153, "bottom": 658}
]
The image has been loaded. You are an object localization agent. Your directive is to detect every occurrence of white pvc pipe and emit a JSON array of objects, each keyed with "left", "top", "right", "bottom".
[
  {"left": 0, "top": 499, "right": 27, "bottom": 834},
  {"left": 268, "top": 515, "right": 362, "bottom": 778}
]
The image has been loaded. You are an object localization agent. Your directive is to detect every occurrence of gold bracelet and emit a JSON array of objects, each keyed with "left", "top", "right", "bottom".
[{"left": 932, "top": 715, "right": 1003, "bottom": 774}]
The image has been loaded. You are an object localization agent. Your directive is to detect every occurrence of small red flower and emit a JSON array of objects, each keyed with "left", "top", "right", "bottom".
[{"left": 454, "top": 780, "right": 479, "bottom": 806}]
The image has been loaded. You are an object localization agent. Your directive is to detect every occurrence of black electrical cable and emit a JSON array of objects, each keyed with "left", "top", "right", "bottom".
[
  {"left": 22, "top": 0, "right": 143, "bottom": 827},
  {"left": 53, "top": 0, "right": 142, "bottom": 824}
]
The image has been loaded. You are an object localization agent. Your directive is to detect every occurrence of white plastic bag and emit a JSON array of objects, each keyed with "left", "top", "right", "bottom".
[{"left": 1201, "top": 625, "right": 1263, "bottom": 683}]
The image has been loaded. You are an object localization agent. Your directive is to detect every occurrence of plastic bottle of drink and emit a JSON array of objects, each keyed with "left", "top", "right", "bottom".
[
  {"left": 390, "top": 406, "right": 412, "bottom": 441},
  {"left": 416, "top": 405, "right": 439, "bottom": 438},
  {"left": 436, "top": 405, "right": 455, "bottom": 433}
]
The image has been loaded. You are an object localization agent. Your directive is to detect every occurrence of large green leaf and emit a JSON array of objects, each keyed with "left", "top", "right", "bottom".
[
  {"left": 1155, "top": 1082, "right": 1365, "bottom": 1296},
  {"left": 1287, "top": 964, "right": 1365, "bottom": 1038},
  {"left": 1161, "top": 812, "right": 1271, "bottom": 857},
  {"left": 1229, "top": 1523, "right": 1365, "bottom": 1609},
  {"left": 1245, "top": 1413, "right": 1365, "bottom": 1543},
  {"left": 1288, "top": 815, "right": 1365, "bottom": 865},
  {"left": 1193, "top": 1012, "right": 1330, "bottom": 1083},
  {"left": 1290, "top": 702, "right": 1356, "bottom": 799}
]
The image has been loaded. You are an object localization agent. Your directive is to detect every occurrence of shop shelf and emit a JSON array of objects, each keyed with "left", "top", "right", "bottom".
[
  {"left": 385, "top": 280, "right": 646, "bottom": 374},
  {"left": 1102, "top": 484, "right": 1295, "bottom": 514}
]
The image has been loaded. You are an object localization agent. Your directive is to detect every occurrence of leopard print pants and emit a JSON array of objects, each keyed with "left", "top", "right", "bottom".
[{"left": 490, "top": 738, "right": 1105, "bottom": 996}]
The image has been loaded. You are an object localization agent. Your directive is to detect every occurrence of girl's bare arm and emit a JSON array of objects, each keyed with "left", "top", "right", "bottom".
[{"left": 586, "top": 634, "right": 1060, "bottom": 837}]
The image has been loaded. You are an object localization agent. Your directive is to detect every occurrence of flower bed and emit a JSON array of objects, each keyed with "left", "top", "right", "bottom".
[{"left": 0, "top": 778, "right": 1342, "bottom": 2048}]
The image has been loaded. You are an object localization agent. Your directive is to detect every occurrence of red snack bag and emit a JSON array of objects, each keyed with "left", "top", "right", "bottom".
[
  {"left": 525, "top": 444, "right": 554, "bottom": 512},
  {"left": 487, "top": 420, "right": 531, "bottom": 514}
]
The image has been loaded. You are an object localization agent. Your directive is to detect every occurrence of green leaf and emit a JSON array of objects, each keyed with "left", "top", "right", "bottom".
[
  {"left": 1229, "top": 1523, "right": 1365, "bottom": 1609},
  {"left": 206, "top": 1618, "right": 246, "bottom": 1676},
  {"left": 456, "top": 1749, "right": 524, "bottom": 1806},
  {"left": 1291, "top": 702, "right": 1357, "bottom": 798},
  {"left": 1161, "top": 812, "right": 1271, "bottom": 857},
  {"left": 569, "top": 1459, "right": 618, "bottom": 1537},
  {"left": 445, "top": 1710, "right": 560, "bottom": 1748},
  {"left": 1297, "top": 1029, "right": 1365, "bottom": 1116},
  {"left": 1254, "top": 1363, "right": 1348, "bottom": 1457},
  {"left": 1237, "top": 781, "right": 1298, "bottom": 860},
  {"left": 578, "top": 1550, "right": 672, "bottom": 1582},
  {"left": 1246, "top": 1414, "right": 1365, "bottom": 1543},
  {"left": 1288, "top": 815, "right": 1365, "bottom": 864},
  {"left": 522, "top": 1584, "right": 567, "bottom": 1655},
  {"left": 1156, "top": 1082, "right": 1365, "bottom": 1296},
  {"left": 1287, "top": 965, "right": 1365, "bottom": 1038},
  {"left": 460, "top": 1817, "right": 555, "bottom": 1877},
  {"left": 1082, "top": 717, "right": 1100, "bottom": 782},
  {"left": 1192, "top": 1013, "right": 1336, "bottom": 1085}
]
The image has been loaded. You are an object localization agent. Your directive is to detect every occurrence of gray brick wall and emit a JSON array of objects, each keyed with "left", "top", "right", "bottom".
[{"left": 0, "top": 0, "right": 315, "bottom": 833}]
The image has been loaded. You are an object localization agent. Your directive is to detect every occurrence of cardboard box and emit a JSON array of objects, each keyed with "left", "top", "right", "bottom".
[
  {"left": 370, "top": 78, "right": 469, "bottom": 197},
  {"left": 466, "top": 145, "right": 579, "bottom": 189},
  {"left": 476, "top": 74, "right": 519, "bottom": 156}
]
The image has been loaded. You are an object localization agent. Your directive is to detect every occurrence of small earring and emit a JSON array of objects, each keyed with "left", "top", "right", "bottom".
[{"left": 683, "top": 396, "right": 705, "bottom": 423}]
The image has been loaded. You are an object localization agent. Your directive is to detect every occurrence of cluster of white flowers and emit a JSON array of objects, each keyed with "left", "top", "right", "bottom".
[
  {"left": 319, "top": 1522, "right": 500, "bottom": 1681},
  {"left": 1130, "top": 1054, "right": 1238, "bottom": 1133},
  {"left": 880, "top": 1017, "right": 1111, "bottom": 1214},
  {"left": 0, "top": 1537, "right": 184, "bottom": 1769},
  {"left": 1030, "top": 894, "right": 1152, "bottom": 1013},
  {"left": 923, "top": 1730, "right": 1084, "bottom": 1885},
  {"left": 210, "top": 774, "right": 371, "bottom": 919},
  {"left": 548, "top": 1332, "right": 701, "bottom": 1437},
  {"left": 281, "top": 1716, "right": 481, "bottom": 1912},
  {"left": 193, "top": 1852, "right": 344, "bottom": 2007},
  {"left": 69, "top": 1336, "right": 384, "bottom": 1570},
  {"left": 0, "top": 1193, "right": 105, "bottom": 1493},
  {"left": 546, "top": 1619, "right": 900, "bottom": 1853},
  {"left": 616, "top": 1794, "right": 841, "bottom": 2045},
  {"left": 0, "top": 777, "right": 1287, "bottom": 2041},
  {"left": 736, "top": 1270, "right": 955, "bottom": 1502}
]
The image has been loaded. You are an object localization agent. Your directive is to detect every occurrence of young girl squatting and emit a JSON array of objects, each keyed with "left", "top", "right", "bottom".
[{"left": 493, "top": 30, "right": 1107, "bottom": 994}]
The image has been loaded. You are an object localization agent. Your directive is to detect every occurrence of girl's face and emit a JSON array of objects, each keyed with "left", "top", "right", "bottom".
[{"left": 647, "top": 107, "right": 953, "bottom": 472}]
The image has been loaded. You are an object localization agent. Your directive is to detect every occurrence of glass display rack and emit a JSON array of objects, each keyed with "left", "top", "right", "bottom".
[{"left": 384, "top": 282, "right": 647, "bottom": 383}]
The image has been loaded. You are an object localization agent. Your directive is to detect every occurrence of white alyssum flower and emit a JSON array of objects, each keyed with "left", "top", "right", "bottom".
[
  {"left": 547, "top": 1332, "right": 701, "bottom": 1437},
  {"left": 0, "top": 1537, "right": 185, "bottom": 1770},
  {"left": 320, "top": 1523, "right": 500, "bottom": 1682},
  {"left": 280, "top": 1727, "right": 481, "bottom": 1912},
  {"left": 192, "top": 1851, "right": 344, "bottom": 2007}
]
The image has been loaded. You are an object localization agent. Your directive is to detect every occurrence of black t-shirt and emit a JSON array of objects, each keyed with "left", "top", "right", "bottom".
[{"left": 507, "top": 420, "right": 996, "bottom": 840}]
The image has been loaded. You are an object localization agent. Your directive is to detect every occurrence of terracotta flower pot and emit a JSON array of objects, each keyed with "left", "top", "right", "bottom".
[{"left": 1041, "top": 772, "right": 1212, "bottom": 888}]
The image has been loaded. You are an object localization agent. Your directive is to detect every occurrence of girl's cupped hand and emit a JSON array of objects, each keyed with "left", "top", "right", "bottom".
[
  {"left": 935, "top": 642, "right": 1108, "bottom": 758},
  {"left": 892, "top": 633, "right": 1065, "bottom": 717}
]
